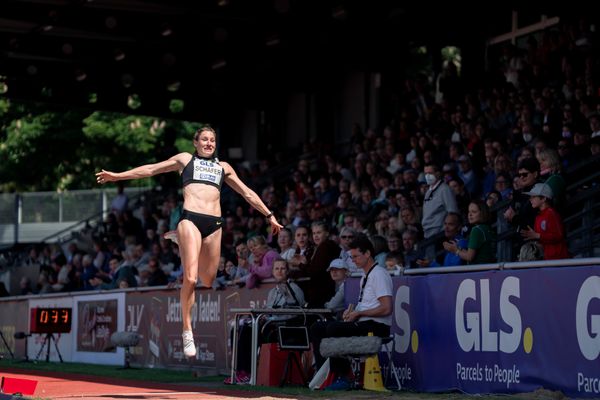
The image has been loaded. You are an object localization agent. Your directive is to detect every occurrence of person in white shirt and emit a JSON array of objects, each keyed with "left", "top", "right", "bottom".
[{"left": 310, "top": 234, "right": 393, "bottom": 390}]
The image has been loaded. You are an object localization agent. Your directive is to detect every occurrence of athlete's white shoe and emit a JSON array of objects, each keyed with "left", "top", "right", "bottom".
[
  {"left": 164, "top": 230, "right": 179, "bottom": 245},
  {"left": 182, "top": 330, "right": 196, "bottom": 358}
]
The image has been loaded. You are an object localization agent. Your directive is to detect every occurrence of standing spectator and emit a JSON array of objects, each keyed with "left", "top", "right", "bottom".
[
  {"left": 537, "top": 149, "right": 566, "bottom": 214},
  {"left": 504, "top": 157, "right": 541, "bottom": 253},
  {"left": 521, "top": 183, "right": 569, "bottom": 260},
  {"left": 298, "top": 221, "right": 339, "bottom": 308},
  {"left": 421, "top": 163, "right": 458, "bottom": 258}
]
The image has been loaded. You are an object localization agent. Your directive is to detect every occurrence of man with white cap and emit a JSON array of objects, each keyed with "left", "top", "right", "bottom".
[
  {"left": 324, "top": 259, "right": 350, "bottom": 318},
  {"left": 520, "top": 183, "right": 569, "bottom": 260}
]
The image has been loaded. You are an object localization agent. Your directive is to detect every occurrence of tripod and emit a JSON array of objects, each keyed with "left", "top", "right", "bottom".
[
  {"left": 0, "top": 330, "right": 14, "bottom": 359},
  {"left": 35, "top": 333, "right": 63, "bottom": 363},
  {"left": 279, "top": 351, "right": 307, "bottom": 387}
]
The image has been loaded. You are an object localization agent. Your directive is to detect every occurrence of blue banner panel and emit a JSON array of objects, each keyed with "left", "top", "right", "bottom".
[{"left": 345, "top": 265, "right": 600, "bottom": 397}]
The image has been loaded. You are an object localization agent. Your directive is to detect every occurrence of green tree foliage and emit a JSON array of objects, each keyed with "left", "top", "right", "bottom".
[
  {"left": 0, "top": 99, "right": 87, "bottom": 191},
  {"left": 0, "top": 98, "right": 203, "bottom": 191}
]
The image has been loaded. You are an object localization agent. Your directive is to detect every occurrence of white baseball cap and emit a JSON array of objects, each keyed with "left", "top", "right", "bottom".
[
  {"left": 523, "top": 183, "right": 553, "bottom": 199},
  {"left": 327, "top": 259, "right": 349, "bottom": 271}
]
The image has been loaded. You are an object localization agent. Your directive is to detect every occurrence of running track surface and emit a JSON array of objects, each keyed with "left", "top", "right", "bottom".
[{"left": 0, "top": 368, "right": 293, "bottom": 400}]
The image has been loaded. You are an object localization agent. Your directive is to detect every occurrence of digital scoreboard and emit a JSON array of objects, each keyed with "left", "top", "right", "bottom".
[{"left": 30, "top": 307, "right": 72, "bottom": 334}]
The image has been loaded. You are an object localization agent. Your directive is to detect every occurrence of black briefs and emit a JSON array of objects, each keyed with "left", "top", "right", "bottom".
[{"left": 179, "top": 209, "right": 224, "bottom": 238}]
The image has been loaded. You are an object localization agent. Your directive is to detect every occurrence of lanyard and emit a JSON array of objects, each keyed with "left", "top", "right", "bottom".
[{"left": 358, "top": 263, "right": 377, "bottom": 304}]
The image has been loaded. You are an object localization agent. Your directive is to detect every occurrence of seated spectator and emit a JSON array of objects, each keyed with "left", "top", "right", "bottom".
[
  {"left": 384, "top": 250, "right": 404, "bottom": 273},
  {"left": 51, "top": 254, "right": 71, "bottom": 292},
  {"left": 90, "top": 255, "right": 137, "bottom": 290},
  {"left": 444, "top": 200, "right": 496, "bottom": 265},
  {"left": 457, "top": 154, "right": 479, "bottom": 195},
  {"left": 288, "top": 225, "right": 314, "bottom": 276},
  {"left": 402, "top": 230, "right": 422, "bottom": 269},
  {"left": 448, "top": 176, "right": 471, "bottom": 216},
  {"left": 324, "top": 259, "right": 350, "bottom": 318},
  {"left": 310, "top": 234, "right": 393, "bottom": 391},
  {"left": 19, "top": 276, "right": 34, "bottom": 295},
  {"left": 494, "top": 171, "right": 513, "bottom": 200},
  {"left": 230, "top": 240, "right": 250, "bottom": 286},
  {"left": 521, "top": 183, "right": 569, "bottom": 260},
  {"left": 265, "top": 259, "right": 305, "bottom": 310},
  {"left": 338, "top": 226, "right": 359, "bottom": 274},
  {"left": 80, "top": 254, "right": 99, "bottom": 290},
  {"left": 277, "top": 227, "right": 295, "bottom": 261},
  {"left": 145, "top": 256, "right": 168, "bottom": 287},
  {"left": 226, "top": 259, "right": 305, "bottom": 385},
  {"left": 400, "top": 206, "right": 424, "bottom": 240},
  {"left": 385, "top": 229, "right": 402, "bottom": 253},
  {"left": 110, "top": 182, "right": 129, "bottom": 216},
  {"left": 244, "top": 235, "right": 279, "bottom": 289},
  {"left": 485, "top": 190, "right": 502, "bottom": 209},
  {"left": 416, "top": 212, "right": 467, "bottom": 268},
  {"left": 212, "top": 256, "right": 228, "bottom": 290},
  {"left": 371, "top": 235, "right": 389, "bottom": 268}
]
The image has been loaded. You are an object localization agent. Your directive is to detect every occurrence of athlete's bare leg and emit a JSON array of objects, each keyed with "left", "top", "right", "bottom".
[
  {"left": 197, "top": 229, "right": 222, "bottom": 288},
  {"left": 177, "top": 220, "right": 201, "bottom": 357}
]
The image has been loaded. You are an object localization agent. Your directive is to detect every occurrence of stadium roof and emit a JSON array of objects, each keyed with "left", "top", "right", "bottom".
[{"left": 0, "top": 1, "right": 569, "bottom": 121}]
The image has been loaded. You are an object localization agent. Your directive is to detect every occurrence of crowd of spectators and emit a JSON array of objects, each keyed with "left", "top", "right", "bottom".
[{"left": 2, "top": 19, "right": 600, "bottom": 299}]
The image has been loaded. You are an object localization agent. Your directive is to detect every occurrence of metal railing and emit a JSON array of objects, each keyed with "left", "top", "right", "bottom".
[{"left": 0, "top": 187, "right": 150, "bottom": 245}]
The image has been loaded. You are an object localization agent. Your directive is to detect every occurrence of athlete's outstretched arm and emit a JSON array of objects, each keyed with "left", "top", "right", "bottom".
[
  {"left": 96, "top": 153, "right": 186, "bottom": 184},
  {"left": 222, "top": 161, "right": 283, "bottom": 234}
]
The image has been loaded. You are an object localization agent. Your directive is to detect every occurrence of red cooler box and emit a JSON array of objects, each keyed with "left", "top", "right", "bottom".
[{"left": 256, "top": 343, "right": 305, "bottom": 386}]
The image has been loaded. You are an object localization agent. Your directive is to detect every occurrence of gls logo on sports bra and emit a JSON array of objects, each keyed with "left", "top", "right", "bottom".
[
  {"left": 576, "top": 276, "right": 600, "bottom": 360},
  {"left": 455, "top": 277, "right": 533, "bottom": 354}
]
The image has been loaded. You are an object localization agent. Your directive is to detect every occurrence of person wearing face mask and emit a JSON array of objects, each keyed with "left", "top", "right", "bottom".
[
  {"left": 521, "top": 122, "right": 535, "bottom": 145},
  {"left": 421, "top": 163, "right": 458, "bottom": 259}
]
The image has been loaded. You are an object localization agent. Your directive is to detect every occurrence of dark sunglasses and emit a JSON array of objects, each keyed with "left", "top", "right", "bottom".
[
  {"left": 340, "top": 235, "right": 354, "bottom": 239},
  {"left": 518, "top": 172, "right": 530, "bottom": 178}
]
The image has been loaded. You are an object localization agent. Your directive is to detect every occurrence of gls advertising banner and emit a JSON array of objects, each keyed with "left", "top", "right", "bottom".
[{"left": 346, "top": 265, "right": 600, "bottom": 397}]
